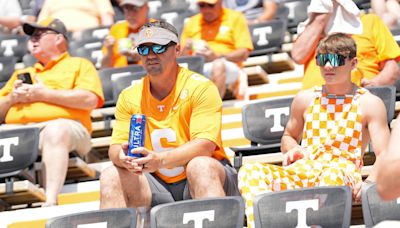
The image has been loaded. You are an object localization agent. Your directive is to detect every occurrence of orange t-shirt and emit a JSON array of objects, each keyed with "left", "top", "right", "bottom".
[
  {"left": 111, "top": 67, "right": 227, "bottom": 183},
  {"left": 0, "top": 53, "right": 104, "bottom": 133}
]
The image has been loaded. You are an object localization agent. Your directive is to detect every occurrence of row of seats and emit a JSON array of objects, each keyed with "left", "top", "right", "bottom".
[{"left": 42, "top": 185, "right": 400, "bottom": 228}]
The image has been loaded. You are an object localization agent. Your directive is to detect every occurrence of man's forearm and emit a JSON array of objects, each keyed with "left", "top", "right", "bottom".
[
  {"left": 221, "top": 48, "right": 249, "bottom": 63},
  {"left": 159, "top": 139, "right": 215, "bottom": 169},
  {"left": 374, "top": 60, "right": 400, "bottom": 85},
  {"left": 280, "top": 134, "right": 302, "bottom": 153},
  {"left": 291, "top": 13, "right": 330, "bottom": 64},
  {"left": 40, "top": 88, "right": 98, "bottom": 110}
]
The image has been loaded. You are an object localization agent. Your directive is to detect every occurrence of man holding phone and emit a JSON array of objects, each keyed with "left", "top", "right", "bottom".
[{"left": 0, "top": 17, "right": 104, "bottom": 207}]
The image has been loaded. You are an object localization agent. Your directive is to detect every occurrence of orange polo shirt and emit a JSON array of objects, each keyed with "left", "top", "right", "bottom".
[
  {"left": 181, "top": 8, "right": 254, "bottom": 66},
  {"left": 0, "top": 53, "right": 104, "bottom": 133}
]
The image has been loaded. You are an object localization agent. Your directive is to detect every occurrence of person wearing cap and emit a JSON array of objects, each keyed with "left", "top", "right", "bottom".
[
  {"left": 37, "top": 0, "right": 114, "bottom": 37},
  {"left": 100, "top": 21, "right": 240, "bottom": 218},
  {"left": 0, "top": 18, "right": 104, "bottom": 207},
  {"left": 291, "top": 1, "right": 400, "bottom": 90},
  {"left": 180, "top": 0, "right": 254, "bottom": 99},
  {"left": 101, "top": 0, "right": 150, "bottom": 68}
]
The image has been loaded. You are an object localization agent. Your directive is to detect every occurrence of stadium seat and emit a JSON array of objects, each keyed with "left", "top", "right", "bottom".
[
  {"left": 0, "top": 56, "right": 17, "bottom": 84},
  {"left": 249, "top": 19, "right": 287, "bottom": 56},
  {"left": 69, "top": 38, "right": 104, "bottom": 69},
  {"left": 283, "top": 0, "right": 310, "bottom": 34},
  {"left": 253, "top": 186, "right": 352, "bottom": 228},
  {"left": 231, "top": 97, "right": 293, "bottom": 170},
  {"left": 177, "top": 55, "right": 205, "bottom": 75},
  {"left": 362, "top": 183, "right": 400, "bottom": 228},
  {"left": 112, "top": 71, "right": 146, "bottom": 101},
  {"left": 367, "top": 85, "right": 396, "bottom": 124},
  {"left": 0, "top": 34, "right": 29, "bottom": 61},
  {"left": 98, "top": 64, "right": 145, "bottom": 107},
  {"left": 0, "top": 127, "right": 45, "bottom": 209},
  {"left": 80, "top": 26, "right": 110, "bottom": 41},
  {"left": 150, "top": 196, "right": 245, "bottom": 228},
  {"left": 45, "top": 208, "right": 137, "bottom": 228}
]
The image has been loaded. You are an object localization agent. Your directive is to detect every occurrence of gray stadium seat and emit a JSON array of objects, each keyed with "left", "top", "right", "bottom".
[
  {"left": 80, "top": 26, "right": 110, "bottom": 41},
  {"left": 362, "top": 183, "right": 400, "bottom": 228},
  {"left": 283, "top": 0, "right": 310, "bottom": 33},
  {"left": 249, "top": 19, "right": 287, "bottom": 56},
  {"left": 367, "top": 85, "right": 396, "bottom": 124},
  {"left": 45, "top": 208, "right": 137, "bottom": 228},
  {"left": 0, "top": 127, "right": 45, "bottom": 208},
  {"left": 98, "top": 64, "right": 145, "bottom": 107},
  {"left": 254, "top": 186, "right": 352, "bottom": 228},
  {"left": 177, "top": 55, "right": 205, "bottom": 75},
  {"left": 69, "top": 38, "right": 104, "bottom": 69},
  {"left": 231, "top": 97, "right": 293, "bottom": 170},
  {"left": 0, "top": 56, "right": 17, "bottom": 83},
  {"left": 112, "top": 71, "right": 146, "bottom": 101},
  {"left": 150, "top": 196, "right": 245, "bottom": 228},
  {"left": 0, "top": 34, "right": 29, "bottom": 61}
]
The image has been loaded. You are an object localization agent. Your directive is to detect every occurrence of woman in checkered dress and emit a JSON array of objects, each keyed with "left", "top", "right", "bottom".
[{"left": 238, "top": 33, "right": 391, "bottom": 228}]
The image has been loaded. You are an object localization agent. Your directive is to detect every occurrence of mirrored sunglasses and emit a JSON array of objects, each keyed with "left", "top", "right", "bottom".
[
  {"left": 137, "top": 42, "right": 174, "bottom": 56},
  {"left": 316, "top": 53, "right": 347, "bottom": 67}
]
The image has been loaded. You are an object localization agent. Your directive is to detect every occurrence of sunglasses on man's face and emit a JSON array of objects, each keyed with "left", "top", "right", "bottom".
[
  {"left": 198, "top": 2, "right": 216, "bottom": 8},
  {"left": 316, "top": 53, "right": 348, "bottom": 67},
  {"left": 137, "top": 42, "right": 174, "bottom": 56}
]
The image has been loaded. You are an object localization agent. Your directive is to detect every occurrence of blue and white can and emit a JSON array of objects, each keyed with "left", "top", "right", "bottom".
[{"left": 128, "top": 114, "right": 146, "bottom": 157}]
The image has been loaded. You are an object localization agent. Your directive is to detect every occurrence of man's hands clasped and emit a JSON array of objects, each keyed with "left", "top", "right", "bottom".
[{"left": 119, "top": 142, "right": 162, "bottom": 175}]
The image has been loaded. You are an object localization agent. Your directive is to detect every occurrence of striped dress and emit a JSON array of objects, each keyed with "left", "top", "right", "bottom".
[{"left": 238, "top": 86, "right": 365, "bottom": 228}]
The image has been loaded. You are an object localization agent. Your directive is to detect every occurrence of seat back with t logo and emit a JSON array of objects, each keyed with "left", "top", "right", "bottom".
[
  {"left": 150, "top": 196, "right": 245, "bottom": 228},
  {"left": 254, "top": 186, "right": 352, "bottom": 228}
]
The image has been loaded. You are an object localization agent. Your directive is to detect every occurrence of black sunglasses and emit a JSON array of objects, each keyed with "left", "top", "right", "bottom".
[
  {"left": 137, "top": 42, "right": 175, "bottom": 56},
  {"left": 316, "top": 53, "right": 348, "bottom": 67},
  {"left": 198, "top": 2, "right": 216, "bottom": 8}
]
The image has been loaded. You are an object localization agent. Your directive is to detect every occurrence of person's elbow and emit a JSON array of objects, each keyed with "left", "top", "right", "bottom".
[
  {"left": 376, "top": 180, "right": 398, "bottom": 201},
  {"left": 290, "top": 47, "right": 308, "bottom": 64},
  {"left": 82, "top": 92, "right": 99, "bottom": 110}
]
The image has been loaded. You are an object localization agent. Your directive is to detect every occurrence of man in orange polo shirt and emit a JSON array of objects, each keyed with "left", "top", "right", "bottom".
[
  {"left": 0, "top": 18, "right": 104, "bottom": 206},
  {"left": 181, "top": 0, "right": 254, "bottom": 99},
  {"left": 101, "top": 0, "right": 150, "bottom": 68}
]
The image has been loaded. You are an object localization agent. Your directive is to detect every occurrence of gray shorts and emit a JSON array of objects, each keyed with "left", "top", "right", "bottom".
[{"left": 145, "top": 159, "right": 240, "bottom": 207}]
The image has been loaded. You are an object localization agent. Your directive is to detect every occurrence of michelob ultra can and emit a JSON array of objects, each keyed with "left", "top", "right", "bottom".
[{"left": 128, "top": 114, "right": 146, "bottom": 157}]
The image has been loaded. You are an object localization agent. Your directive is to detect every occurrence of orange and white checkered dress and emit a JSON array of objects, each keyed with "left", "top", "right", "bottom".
[{"left": 238, "top": 86, "right": 366, "bottom": 228}]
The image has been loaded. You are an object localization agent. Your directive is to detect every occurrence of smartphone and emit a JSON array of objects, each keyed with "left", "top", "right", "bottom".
[{"left": 17, "top": 72, "right": 33, "bottom": 84}]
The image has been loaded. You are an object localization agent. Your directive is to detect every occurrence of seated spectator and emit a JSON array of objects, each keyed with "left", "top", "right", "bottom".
[
  {"left": 0, "top": 18, "right": 104, "bottom": 206},
  {"left": 238, "top": 33, "right": 390, "bottom": 228},
  {"left": 0, "top": 0, "right": 23, "bottom": 34},
  {"left": 223, "top": 0, "right": 279, "bottom": 25},
  {"left": 371, "top": 0, "right": 400, "bottom": 29},
  {"left": 291, "top": 0, "right": 400, "bottom": 90},
  {"left": 180, "top": 0, "right": 254, "bottom": 99},
  {"left": 100, "top": 21, "right": 240, "bottom": 225},
  {"left": 37, "top": 0, "right": 115, "bottom": 38},
  {"left": 376, "top": 114, "right": 400, "bottom": 201},
  {"left": 101, "top": 0, "right": 150, "bottom": 68}
]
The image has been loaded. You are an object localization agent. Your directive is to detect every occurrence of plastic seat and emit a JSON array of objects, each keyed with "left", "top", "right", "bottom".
[
  {"left": 0, "top": 127, "right": 45, "bottom": 208},
  {"left": 231, "top": 97, "right": 293, "bottom": 170},
  {"left": 0, "top": 56, "right": 17, "bottom": 83},
  {"left": 112, "top": 71, "right": 146, "bottom": 101},
  {"left": 362, "top": 183, "right": 400, "bottom": 228},
  {"left": 249, "top": 19, "right": 287, "bottom": 56},
  {"left": 177, "top": 55, "right": 205, "bottom": 75},
  {"left": 0, "top": 34, "right": 29, "bottom": 61},
  {"left": 254, "top": 186, "right": 352, "bottom": 228},
  {"left": 98, "top": 64, "right": 145, "bottom": 107},
  {"left": 150, "top": 196, "right": 245, "bottom": 228},
  {"left": 46, "top": 208, "right": 137, "bottom": 228}
]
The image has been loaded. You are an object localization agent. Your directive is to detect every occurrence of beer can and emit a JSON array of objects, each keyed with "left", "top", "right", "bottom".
[{"left": 128, "top": 114, "right": 146, "bottom": 157}]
